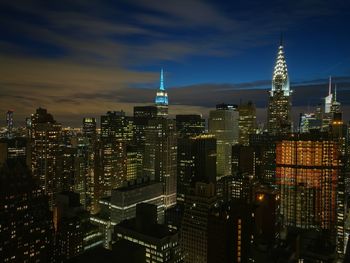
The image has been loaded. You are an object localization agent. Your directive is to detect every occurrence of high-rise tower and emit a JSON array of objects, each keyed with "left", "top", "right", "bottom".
[
  {"left": 267, "top": 39, "right": 292, "bottom": 134},
  {"left": 330, "top": 85, "right": 341, "bottom": 114},
  {"left": 325, "top": 76, "right": 333, "bottom": 114},
  {"left": 6, "top": 110, "right": 14, "bottom": 138},
  {"left": 0, "top": 161, "right": 54, "bottom": 262},
  {"left": 238, "top": 101, "right": 257, "bottom": 145},
  {"left": 155, "top": 69, "right": 168, "bottom": 117},
  {"left": 100, "top": 111, "right": 133, "bottom": 197},
  {"left": 276, "top": 132, "right": 339, "bottom": 230},
  {"left": 30, "top": 108, "right": 62, "bottom": 208},
  {"left": 209, "top": 104, "right": 239, "bottom": 179},
  {"left": 143, "top": 118, "right": 177, "bottom": 208}
]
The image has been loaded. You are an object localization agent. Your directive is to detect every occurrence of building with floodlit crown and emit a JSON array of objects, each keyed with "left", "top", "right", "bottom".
[
  {"left": 155, "top": 68, "right": 169, "bottom": 117},
  {"left": 267, "top": 39, "right": 293, "bottom": 134}
]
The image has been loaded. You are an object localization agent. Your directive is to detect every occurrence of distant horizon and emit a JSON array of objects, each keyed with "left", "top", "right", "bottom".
[{"left": 1, "top": 73, "right": 349, "bottom": 128}]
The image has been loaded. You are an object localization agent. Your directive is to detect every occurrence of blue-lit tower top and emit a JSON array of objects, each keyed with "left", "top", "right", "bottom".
[{"left": 155, "top": 68, "right": 168, "bottom": 105}]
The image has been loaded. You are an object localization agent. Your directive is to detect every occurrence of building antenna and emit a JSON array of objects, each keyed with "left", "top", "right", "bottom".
[
  {"left": 280, "top": 32, "right": 283, "bottom": 46},
  {"left": 160, "top": 68, "right": 165, "bottom": 91}
]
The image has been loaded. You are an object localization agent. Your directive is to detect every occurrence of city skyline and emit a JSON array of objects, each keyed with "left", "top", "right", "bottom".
[{"left": 1, "top": 0, "right": 350, "bottom": 126}]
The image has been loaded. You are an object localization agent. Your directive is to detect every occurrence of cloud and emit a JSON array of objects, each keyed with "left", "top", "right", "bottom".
[
  {"left": 1, "top": 0, "right": 344, "bottom": 66},
  {"left": 1, "top": 52, "right": 349, "bottom": 128}
]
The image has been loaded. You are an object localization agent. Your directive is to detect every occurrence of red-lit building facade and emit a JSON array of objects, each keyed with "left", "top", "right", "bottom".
[{"left": 276, "top": 133, "right": 340, "bottom": 230}]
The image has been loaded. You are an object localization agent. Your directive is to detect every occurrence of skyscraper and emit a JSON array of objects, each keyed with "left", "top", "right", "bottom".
[
  {"left": 249, "top": 133, "right": 283, "bottom": 186},
  {"left": 238, "top": 101, "right": 257, "bottom": 146},
  {"left": 78, "top": 117, "right": 98, "bottom": 212},
  {"left": 100, "top": 111, "right": 133, "bottom": 197},
  {"left": 0, "top": 137, "right": 30, "bottom": 167},
  {"left": 0, "top": 161, "right": 54, "bottom": 262},
  {"left": 330, "top": 85, "right": 341, "bottom": 115},
  {"left": 209, "top": 103, "right": 239, "bottom": 178},
  {"left": 181, "top": 182, "right": 217, "bottom": 263},
  {"left": 143, "top": 118, "right": 177, "bottom": 208},
  {"left": 177, "top": 135, "right": 216, "bottom": 203},
  {"left": 329, "top": 112, "right": 349, "bottom": 259},
  {"left": 133, "top": 106, "right": 158, "bottom": 177},
  {"left": 53, "top": 192, "right": 86, "bottom": 260},
  {"left": 6, "top": 110, "right": 14, "bottom": 139},
  {"left": 207, "top": 201, "right": 255, "bottom": 263},
  {"left": 299, "top": 113, "right": 322, "bottom": 133},
  {"left": 30, "top": 108, "right": 62, "bottom": 208},
  {"left": 176, "top": 114, "right": 205, "bottom": 138},
  {"left": 276, "top": 132, "right": 340, "bottom": 231},
  {"left": 267, "top": 39, "right": 293, "bottom": 134},
  {"left": 155, "top": 68, "right": 169, "bottom": 117},
  {"left": 82, "top": 117, "right": 97, "bottom": 140},
  {"left": 324, "top": 76, "right": 333, "bottom": 114}
]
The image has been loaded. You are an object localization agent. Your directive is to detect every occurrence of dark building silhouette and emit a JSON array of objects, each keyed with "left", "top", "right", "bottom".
[
  {"left": 181, "top": 182, "right": 217, "bottom": 263},
  {"left": 53, "top": 191, "right": 88, "bottom": 261},
  {"left": 71, "top": 240, "right": 145, "bottom": 263},
  {"left": 217, "top": 173, "right": 256, "bottom": 204},
  {"left": 232, "top": 144, "right": 255, "bottom": 176},
  {"left": 253, "top": 186, "right": 280, "bottom": 246},
  {"left": 0, "top": 161, "right": 54, "bottom": 262},
  {"left": 177, "top": 134, "right": 217, "bottom": 203},
  {"left": 207, "top": 201, "right": 255, "bottom": 263},
  {"left": 0, "top": 137, "right": 30, "bottom": 167},
  {"left": 249, "top": 133, "right": 283, "bottom": 186},
  {"left": 238, "top": 101, "right": 257, "bottom": 145},
  {"left": 175, "top": 114, "right": 205, "bottom": 138}
]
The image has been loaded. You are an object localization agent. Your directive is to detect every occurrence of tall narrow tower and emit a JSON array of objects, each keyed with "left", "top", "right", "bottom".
[
  {"left": 267, "top": 39, "right": 292, "bottom": 134},
  {"left": 155, "top": 68, "right": 169, "bottom": 117},
  {"left": 6, "top": 110, "right": 14, "bottom": 138},
  {"left": 325, "top": 76, "right": 333, "bottom": 114}
]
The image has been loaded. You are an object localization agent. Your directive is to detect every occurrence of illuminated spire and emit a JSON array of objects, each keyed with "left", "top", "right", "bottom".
[
  {"left": 271, "top": 40, "right": 290, "bottom": 96},
  {"left": 324, "top": 76, "right": 333, "bottom": 114},
  {"left": 160, "top": 68, "right": 165, "bottom": 91},
  {"left": 330, "top": 84, "right": 341, "bottom": 114},
  {"left": 155, "top": 68, "right": 168, "bottom": 106}
]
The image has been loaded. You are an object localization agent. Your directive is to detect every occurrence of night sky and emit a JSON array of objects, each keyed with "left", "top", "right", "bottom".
[{"left": 1, "top": 0, "right": 350, "bottom": 126}]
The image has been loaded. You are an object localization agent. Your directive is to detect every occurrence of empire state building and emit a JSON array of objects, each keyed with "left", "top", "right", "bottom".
[
  {"left": 267, "top": 40, "right": 293, "bottom": 134},
  {"left": 155, "top": 68, "right": 168, "bottom": 117}
]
